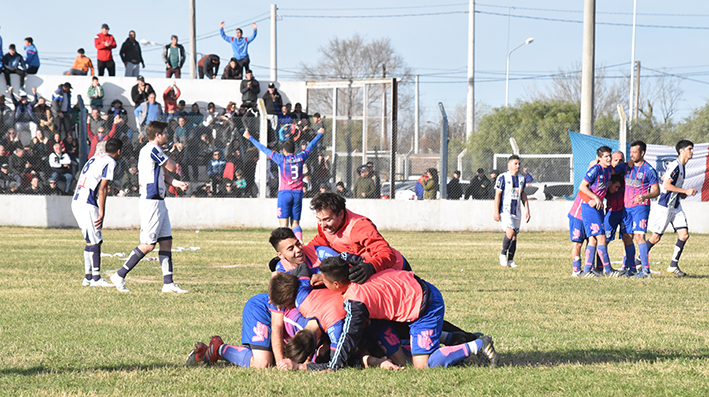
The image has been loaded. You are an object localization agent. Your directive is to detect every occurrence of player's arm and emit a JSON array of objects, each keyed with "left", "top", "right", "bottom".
[
  {"left": 493, "top": 189, "right": 502, "bottom": 222},
  {"left": 521, "top": 190, "right": 531, "bottom": 223},
  {"left": 162, "top": 164, "right": 188, "bottom": 192},
  {"left": 94, "top": 178, "right": 111, "bottom": 229},
  {"left": 662, "top": 169, "right": 697, "bottom": 196},
  {"left": 578, "top": 179, "right": 602, "bottom": 210},
  {"left": 270, "top": 310, "right": 287, "bottom": 363},
  {"left": 304, "top": 132, "right": 324, "bottom": 154},
  {"left": 350, "top": 221, "right": 397, "bottom": 273},
  {"left": 244, "top": 129, "right": 275, "bottom": 157}
]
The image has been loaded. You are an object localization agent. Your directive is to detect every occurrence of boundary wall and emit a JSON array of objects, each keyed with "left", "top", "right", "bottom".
[{"left": 4, "top": 196, "right": 709, "bottom": 233}]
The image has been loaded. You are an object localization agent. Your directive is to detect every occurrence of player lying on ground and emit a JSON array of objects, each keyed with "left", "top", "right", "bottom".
[
  {"left": 71, "top": 138, "right": 123, "bottom": 287},
  {"left": 493, "top": 155, "right": 531, "bottom": 268},
  {"left": 276, "top": 256, "right": 498, "bottom": 371}
]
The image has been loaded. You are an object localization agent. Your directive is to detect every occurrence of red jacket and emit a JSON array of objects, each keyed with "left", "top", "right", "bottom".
[
  {"left": 87, "top": 122, "right": 117, "bottom": 158},
  {"left": 94, "top": 33, "right": 117, "bottom": 62}
]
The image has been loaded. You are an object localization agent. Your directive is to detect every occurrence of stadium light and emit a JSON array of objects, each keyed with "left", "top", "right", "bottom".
[{"left": 505, "top": 37, "right": 534, "bottom": 107}]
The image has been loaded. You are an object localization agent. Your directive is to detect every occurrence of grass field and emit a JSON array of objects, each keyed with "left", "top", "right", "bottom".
[{"left": 1, "top": 226, "right": 708, "bottom": 396}]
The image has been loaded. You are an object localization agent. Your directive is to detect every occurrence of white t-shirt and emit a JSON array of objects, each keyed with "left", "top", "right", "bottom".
[
  {"left": 495, "top": 171, "right": 526, "bottom": 217},
  {"left": 73, "top": 154, "right": 116, "bottom": 207},
  {"left": 138, "top": 143, "right": 168, "bottom": 200},
  {"left": 656, "top": 160, "right": 685, "bottom": 209}
]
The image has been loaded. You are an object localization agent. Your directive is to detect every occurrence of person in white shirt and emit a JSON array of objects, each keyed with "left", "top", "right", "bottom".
[
  {"left": 493, "top": 155, "right": 531, "bottom": 268},
  {"left": 48, "top": 143, "right": 73, "bottom": 193}
]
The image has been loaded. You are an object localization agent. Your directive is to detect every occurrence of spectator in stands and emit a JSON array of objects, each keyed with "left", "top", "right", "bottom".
[
  {"left": 131, "top": 75, "right": 155, "bottom": 106},
  {"left": 1, "top": 94, "right": 13, "bottom": 135},
  {"left": 447, "top": 170, "right": 463, "bottom": 200},
  {"left": 30, "top": 130, "right": 50, "bottom": 167},
  {"left": 203, "top": 102, "right": 224, "bottom": 143},
  {"left": 22, "top": 176, "right": 42, "bottom": 195},
  {"left": 0, "top": 145, "right": 8, "bottom": 166},
  {"left": 240, "top": 70, "right": 259, "bottom": 108},
  {"left": 464, "top": 168, "right": 491, "bottom": 200},
  {"left": 46, "top": 178, "right": 63, "bottom": 196},
  {"left": 206, "top": 149, "right": 226, "bottom": 191},
  {"left": 311, "top": 152, "right": 330, "bottom": 188},
  {"left": 119, "top": 30, "right": 144, "bottom": 77},
  {"left": 312, "top": 112, "right": 325, "bottom": 135},
  {"left": 221, "top": 58, "right": 240, "bottom": 80},
  {"left": 24, "top": 38, "right": 39, "bottom": 75},
  {"left": 168, "top": 141, "right": 189, "bottom": 180},
  {"left": 9, "top": 87, "right": 37, "bottom": 145},
  {"left": 113, "top": 113, "right": 134, "bottom": 145},
  {"left": 163, "top": 83, "right": 181, "bottom": 121},
  {"left": 94, "top": 23, "right": 117, "bottom": 76},
  {"left": 366, "top": 161, "right": 381, "bottom": 197},
  {"left": 134, "top": 93, "right": 162, "bottom": 136},
  {"left": 88, "top": 108, "right": 106, "bottom": 135},
  {"left": 87, "top": 77, "right": 104, "bottom": 110},
  {"left": 51, "top": 82, "right": 72, "bottom": 139},
  {"left": 198, "top": 54, "right": 220, "bottom": 79},
  {"left": 2, "top": 44, "right": 26, "bottom": 92},
  {"left": 120, "top": 161, "right": 139, "bottom": 196},
  {"left": 9, "top": 147, "right": 30, "bottom": 185},
  {"left": 162, "top": 35, "right": 186, "bottom": 79},
  {"left": 422, "top": 168, "right": 439, "bottom": 200},
  {"left": 186, "top": 103, "right": 204, "bottom": 131},
  {"left": 277, "top": 105, "right": 292, "bottom": 128},
  {"left": 48, "top": 143, "right": 72, "bottom": 193},
  {"left": 175, "top": 100, "right": 188, "bottom": 119},
  {"left": 233, "top": 169, "right": 247, "bottom": 194},
  {"left": 62, "top": 134, "right": 78, "bottom": 166},
  {"left": 34, "top": 96, "right": 53, "bottom": 136},
  {"left": 0, "top": 162, "right": 21, "bottom": 194},
  {"left": 353, "top": 165, "right": 377, "bottom": 199},
  {"left": 87, "top": 117, "right": 118, "bottom": 158},
  {"left": 107, "top": 99, "right": 127, "bottom": 124},
  {"left": 262, "top": 82, "right": 282, "bottom": 127},
  {"left": 336, "top": 181, "right": 353, "bottom": 198},
  {"left": 219, "top": 21, "right": 257, "bottom": 78},
  {"left": 65, "top": 48, "right": 94, "bottom": 76},
  {"left": 174, "top": 116, "right": 189, "bottom": 144},
  {"left": 3, "top": 128, "right": 22, "bottom": 153},
  {"left": 290, "top": 103, "right": 307, "bottom": 122}
]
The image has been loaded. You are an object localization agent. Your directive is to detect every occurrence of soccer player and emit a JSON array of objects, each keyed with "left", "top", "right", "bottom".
[
  {"left": 567, "top": 192, "right": 586, "bottom": 277},
  {"left": 308, "top": 192, "right": 410, "bottom": 283},
  {"left": 110, "top": 121, "right": 189, "bottom": 293},
  {"left": 186, "top": 292, "right": 309, "bottom": 368},
  {"left": 276, "top": 256, "right": 498, "bottom": 371},
  {"left": 644, "top": 140, "right": 696, "bottom": 277},
  {"left": 577, "top": 146, "right": 623, "bottom": 277},
  {"left": 597, "top": 151, "right": 633, "bottom": 271},
  {"left": 71, "top": 138, "right": 122, "bottom": 287},
  {"left": 613, "top": 141, "right": 660, "bottom": 278},
  {"left": 493, "top": 155, "right": 530, "bottom": 268},
  {"left": 243, "top": 127, "right": 323, "bottom": 242}
]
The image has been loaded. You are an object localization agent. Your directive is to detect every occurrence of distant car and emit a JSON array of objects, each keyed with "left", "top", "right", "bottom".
[{"left": 380, "top": 180, "right": 420, "bottom": 200}]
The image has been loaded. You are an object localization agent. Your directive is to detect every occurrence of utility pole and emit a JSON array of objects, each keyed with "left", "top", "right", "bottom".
[
  {"left": 634, "top": 61, "right": 641, "bottom": 120},
  {"left": 629, "top": 0, "right": 638, "bottom": 123},
  {"left": 465, "top": 0, "right": 475, "bottom": 140},
  {"left": 414, "top": 75, "right": 419, "bottom": 154},
  {"left": 270, "top": 4, "right": 277, "bottom": 81},
  {"left": 580, "top": 0, "right": 595, "bottom": 135},
  {"left": 380, "top": 64, "right": 386, "bottom": 150},
  {"left": 189, "top": 0, "right": 197, "bottom": 79}
]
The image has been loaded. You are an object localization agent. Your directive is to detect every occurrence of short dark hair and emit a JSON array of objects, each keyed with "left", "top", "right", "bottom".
[
  {"left": 319, "top": 256, "right": 350, "bottom": 283},
  {"left": 236, "top": 28, "right": 243, "bottom": 34},
  {"left": 105, "top": 138, "right": 123, "bottom": 154},
  {"left": 313, "top": 112, "right": 321, "bottom": 118},
  {"left": 285, "top": 330, "right": 316, "bottom": 363},
  {"left": 610, "top": 173, "right": 623, "bottom": 185},
  {"left": 283, "top": 140, "right": 295, "bottom": 154},
  {"left": 8, "top": 44, "right": 15, "bottom": 50},
  {"left": 78, "top": 48, "right": 85, "bottom": 54},
  {"left": 676, "top": 140, "right": 693, "bottom": 154},
  {"left": 268, "top": 272, "right": 299, "bottom": 308},
  {"left": 171, "top": 35, "right": 178, "bottom": 41},
  {"left": 25, "top": 37, "right": 33, "bottom": 44},
  {"left": 630, "top": 140, "right": 646, "bottom": 154},
  {"left": 597, "top": 145, "right": 613, "bottom": 157},
  {"left": 310, "top": 192, "right": 346, "bottom": 214},
  {"left": 269, "top": 227, "right": 296, "bottom": 250},
  {"left": 508, "top": 155, "right": 520, "bottom": 162},
  {"left": 146, "top": 121, "right": 168, "bottom": 141}
]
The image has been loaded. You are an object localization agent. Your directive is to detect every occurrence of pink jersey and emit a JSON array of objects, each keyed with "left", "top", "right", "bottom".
[
  {"left": 605, "top": 185, "right": 625, "bottom": 212},
  {"left": 583, "top": 164, "right": 611, "bottom": 202},
  {"left": 343, "top": 269, "right": 423, "bottom": 323},
  {"left": 615, "top": 162, "right": 659, "bottom": 208},
  {"left": 568, "top": 196, "right": 583, "bottom": 220}
]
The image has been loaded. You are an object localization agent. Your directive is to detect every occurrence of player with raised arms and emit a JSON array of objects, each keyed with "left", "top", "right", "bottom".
[
  {"left": 243, "top": 127, "right": 323, "bottom": 242},
  {"left": 71, "top": 138, "right": 123, "bottom": 287},
  {"left": 643, "top": 139, "right": 696, "bottom": 277},
  {"left": 493, "top": 155, "right": 530, "bottom": 268},
  {"left": 110, "top": 121, "right": 189, "bottom": 293},
  {"left": 613, "top": 141, "right": 660, "bottom": 278}
]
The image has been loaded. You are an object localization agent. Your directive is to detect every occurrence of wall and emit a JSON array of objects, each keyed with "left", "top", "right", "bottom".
[{"left": 4, "top": 195, "right": 709, "bottom": 233}]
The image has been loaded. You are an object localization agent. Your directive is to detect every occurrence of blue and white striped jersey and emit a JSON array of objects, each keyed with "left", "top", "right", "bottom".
[
  {"left": 495, "top": 171, "right": 526, "bottom": 216},
  {"left": 138, "top": 143, "right": 168, "bottom": 200}
]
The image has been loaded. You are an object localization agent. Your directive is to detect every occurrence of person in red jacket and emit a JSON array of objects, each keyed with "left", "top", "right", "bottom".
[
  {"left": 308, "top": 192, "right": 410, "bottom": 284},
  {"left": 87, "top": 116, "right": 118, "bottom": 158},
  {"left": 94, "top": 23, "right": 117, "bottom": 76}
]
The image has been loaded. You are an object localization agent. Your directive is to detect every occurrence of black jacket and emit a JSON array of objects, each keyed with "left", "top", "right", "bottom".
[{"left": 119, "top": 39, "right": 144, "bottom": 65}]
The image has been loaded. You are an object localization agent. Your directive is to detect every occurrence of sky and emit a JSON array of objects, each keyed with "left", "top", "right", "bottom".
[{"left": 3, "top": 0, "right": 709, "bottom": 122}]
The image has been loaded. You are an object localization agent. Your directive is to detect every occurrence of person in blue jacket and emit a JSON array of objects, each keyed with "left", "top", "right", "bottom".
[
  {"left": 219, "top": 21, "right": 257, "bottom": 79},
  {"left": 24, "top": 37, "right": 39, "bottom": 74}
]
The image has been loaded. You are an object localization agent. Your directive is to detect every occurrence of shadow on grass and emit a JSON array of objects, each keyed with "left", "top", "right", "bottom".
[
  {"left": 0, "top": 363, "right": 181, "bottom": 377},
  {"left": 501, "top": 348, "right": 709, "bottom": 367}
]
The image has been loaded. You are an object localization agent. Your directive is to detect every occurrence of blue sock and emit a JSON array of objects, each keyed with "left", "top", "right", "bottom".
[
  {"left": 670, "top": 239, "right": 687, "bottom": 268},
  {"left": 87, "top": 244, "right": 101, "bottom": 281},
  {"left": 597, "top": 245, "right": 612, "bottom": 274},
  {"left": 584, "top": 246, "right": 596, "bottom": 273},
  {"left": 159, "top": 251, "right": 173, "bottom": 284},
  {"left": 427, "top": 342, "right": 476, "bottom": 368},
  {"left": 84, "top": 246, "right": 92, "bottom": 280},
  {"left": 220, "top": 344, "right": 253, "bottom": 367},
  {"left": 118, "top": 247, "right": 145, "bottom": 278},
  {"left": 572, "top": 256, "right": 582, "bottom": 273},
  {"left": 293, "top": 225, "right": 303, "bottom": 242},
  {"left": 638, "top": 242, "right": 649, "bottom": 272},
  {"left": 624, "top": 244, "right": 636, "bottom": 271}
]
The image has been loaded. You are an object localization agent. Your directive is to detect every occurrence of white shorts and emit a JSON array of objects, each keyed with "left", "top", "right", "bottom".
[
  {"left": 648, "top": 204, "right": 687, "bottom": 235},
  {"left": 500, "top": 212, "right": 521, "bottom": 233},
  {"left": 139, "top": 199, "right": 172, "bottom": 244},
  {"left": 72, "top": 202, "right": 102, "bottom": 245}
]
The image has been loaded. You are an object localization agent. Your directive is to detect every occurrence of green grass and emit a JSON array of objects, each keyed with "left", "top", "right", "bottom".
[{"left": 1, "top": 227, "right": 708, "bottom": 396}]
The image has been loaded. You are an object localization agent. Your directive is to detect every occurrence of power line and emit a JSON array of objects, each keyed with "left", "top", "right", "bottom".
[
  {"left": 476, "top": 2, "right": 709, "bottom": 17},
  {"left": 478, "top": 10, "right": 709, "bottom": 30},
  {"left": 280, "top": 11, "right": 466, "bottom": 19},
  {"left": 280, "top": 3, "right": 467, "bottom": 11}
]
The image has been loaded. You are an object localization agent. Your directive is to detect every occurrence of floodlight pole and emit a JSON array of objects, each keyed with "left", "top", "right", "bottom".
[
  {"left": 465, "top": 0, "right": 475, "bottom": 140},
  {"left": 270, "top": 4, "right": 277, "bottom": 81},
  {"left": 505, "top": 37, "right": 534, "bottom": 107},
  {"left": 189, "top": 0, "right": 197, "bottom": 79},
  {"left": 580, "top": 0, "right": 595, "bottom": 135}
]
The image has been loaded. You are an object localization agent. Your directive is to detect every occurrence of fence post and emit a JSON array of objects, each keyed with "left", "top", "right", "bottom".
[
  {"left": 257, "top": 98, "right": 268, "bottom": 199},
  {"left": 438, "top": 102, "right": 448, "bottom": 200},
  {"left": 77, "top": 95, "right": 88, "bottom": 169},
  {"left": 389, "top": 78, "right": 397, "bottom": 199}
]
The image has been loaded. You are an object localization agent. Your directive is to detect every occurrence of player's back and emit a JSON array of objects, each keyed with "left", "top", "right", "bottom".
[
  {"left": 344, "top": 269, "right": 423, "bottom": 323},
  {"left": 298, "top": 288, "right": 346, "bottom": 334},
  {"left": 73, "top": 154, "right": 116, "bottom": 206},
  {"left": 138, "top": 143, "right": 167, "bottom": 200},
  {"left": 657, "top": 160, "right": 684, "bottom": 209},
  {"left": 276, "top": 152, "right": 308, "bottom": 191}
]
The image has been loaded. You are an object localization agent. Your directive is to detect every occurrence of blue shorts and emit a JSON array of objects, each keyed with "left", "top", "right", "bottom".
[
  {"left": 580, "top": 203, "right": 605, "bottom": 237},
  {"left": 623, "top": 205, "right": 650, "bottom": 234},
  {"left": 277, "top": 190, "right": 304, "bottom": 220},
  {"left": 241, "top": 293, "right": 272, "bottom": 349},
  {"left": 410, "top": 282, "right": 444, "bottom": 356},
  {"left": 569, "top": 216, "right": 586, "bottom": 243},
  {"left": 364, "top": 320, "right": 402, "bottom": 357},
  {"left": 604, "top": 209, "right": 626, "bottom": 242}
]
